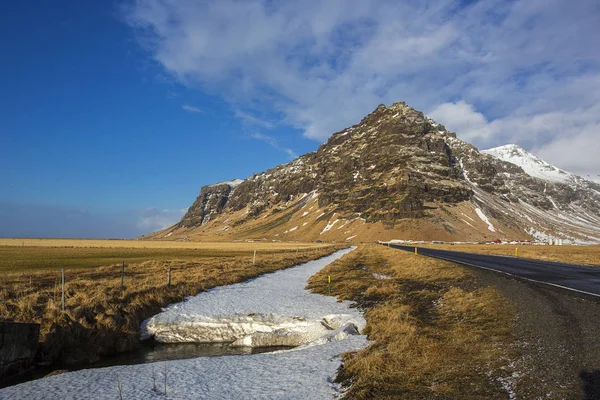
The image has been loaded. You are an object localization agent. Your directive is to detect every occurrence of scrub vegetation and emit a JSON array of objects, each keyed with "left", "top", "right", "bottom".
[
  {"left": 0, "top": 240, "right": 344, "bottom": 369},
  {"left": 308, "top": 245, "right": 516, "bottom": 399}
]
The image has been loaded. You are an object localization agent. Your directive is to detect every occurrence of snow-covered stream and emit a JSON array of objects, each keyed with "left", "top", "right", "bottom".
[{"left": 0, "top": 247, "right": 367, "bottom": 399}]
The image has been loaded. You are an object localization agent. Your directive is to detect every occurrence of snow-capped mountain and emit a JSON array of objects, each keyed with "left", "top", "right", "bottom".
[
  {"left": 482, "top": 144, "right": 600, "bottom": 188},
  {"left": 482, "top": 144, "right": 576, "bottom": 184},
  {"left": 148, "top": 102, "right": 600, "bottom": 244}
]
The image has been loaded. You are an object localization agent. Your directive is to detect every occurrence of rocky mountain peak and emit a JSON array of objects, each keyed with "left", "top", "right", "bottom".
[{"left": 153, "top": 101, "right": 600, "bottom": 245}]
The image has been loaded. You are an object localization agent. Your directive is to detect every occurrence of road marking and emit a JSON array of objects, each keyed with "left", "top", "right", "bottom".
[{"left": 420, "top": 253, "right": 600, "bottom": 299}]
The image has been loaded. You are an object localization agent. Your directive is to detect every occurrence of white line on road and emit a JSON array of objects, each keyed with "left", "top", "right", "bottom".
[{"left": 416, "top": 253, "right": 600, "bottom": 299}]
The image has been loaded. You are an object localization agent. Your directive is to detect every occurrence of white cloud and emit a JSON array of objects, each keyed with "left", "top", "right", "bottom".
[
  {"left": 136, "top": 208, "right": 187, "bottom": 232},
  {"left": 428, "top": 101, "right": 490, "bottom": 143},
  {"left": 250, "top": 133, "right": 297, "bottom": 159},
  {"left": 429, "top": 100, "right": 600, "bottom": 175},
  {"left": 536, "top": 128, "right": 600, "bottom": 177},
  {"left": 235, "top": 110, "right": 274, "bottom": 129},
  {"left": 124, "top": 0, "right": 600, "bottom": 176},
  {"left": 181, "top": 104, "right": 203, "bottom": 113}
]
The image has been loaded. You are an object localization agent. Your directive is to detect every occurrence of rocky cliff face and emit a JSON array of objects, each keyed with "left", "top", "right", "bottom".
[
  {"left": 178, "top": 180, "right": 243, "bottom": 227},
  {"left": 154, "top": 103, "right": 600, "bottom": 244},
  {"left": 190, "top": 102, "right": 471, "bottom": 222}
]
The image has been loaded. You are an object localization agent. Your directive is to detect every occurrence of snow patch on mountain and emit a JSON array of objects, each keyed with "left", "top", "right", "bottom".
[
  {"left": 211, "top": 178, "right": 244, "bottom": 187},
  {"left": 320, "top": 219, "right": 339, "bottom": 235},
  {"left": 482, "top": 144, "right": 573, "bottom": 184},
  {"left": 475, "top": 208, "right": 496, "bottom": 232}
]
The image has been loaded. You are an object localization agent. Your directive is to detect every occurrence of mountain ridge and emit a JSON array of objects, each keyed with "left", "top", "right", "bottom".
[{"left": 148, "top": 102, "right": 600, "bottom": 244}]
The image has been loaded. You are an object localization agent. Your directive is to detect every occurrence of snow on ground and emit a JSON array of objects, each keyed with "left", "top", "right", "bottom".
[
  {"left": 526, "top": 227, "right": 556, "bottom": 244},
  {"left": 475, "top": 208, "right": 496, "bottom": 232},
  {"left": 142, "top": 247, "right": 363, "bottom": 346},
  {"left": 213, "top": 178, "right": 244, "bottom": 187},
  {"left": 283, "top": 226, "right": 298, "bottom": 234},
  {"left": 461, "top": 213, "right": 475, "bottom": 222},
  {"left": 320, "top": 219, "right": 339, "bottom": 235},
  {"left": 2, "top": 249, "right": 366, "bottom": 400},
  {"left": 372, "top": 273, "right": 393, "bottom": 280},
  {"left": 459, "top": 159, "right": 477, "bottom": 185}
]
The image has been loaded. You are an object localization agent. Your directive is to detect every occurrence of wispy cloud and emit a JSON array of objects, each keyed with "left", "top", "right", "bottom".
[
  {"left": 250, "top": 132, "right": 297, "bottom": 159},
  {"left": 124, "top": 0, "right": 600, "bottom": 176},
  {"left": 235, "top": 110, "right": 275, "bottom": 129},
  {"left": 181, "top": 104, "right": 203, "bottom": 113}
]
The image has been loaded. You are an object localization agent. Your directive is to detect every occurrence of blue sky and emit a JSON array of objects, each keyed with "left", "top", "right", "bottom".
[{"left": 1, "top": 0, "right": 599, "bottom": 238}]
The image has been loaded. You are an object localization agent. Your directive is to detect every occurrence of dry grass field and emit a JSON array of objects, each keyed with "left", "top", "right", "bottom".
[
  {"left": 0, "top": 239, "right": 331, "bottom": 272},
  {"left": 308, "top": 245, "right": 516, "bottom": 399},
  {"left": 0, "top": 239, "right": 344, "bottom": 368},
  {"left": 420, "top": 243, "right": 600, "bottom": 266}
]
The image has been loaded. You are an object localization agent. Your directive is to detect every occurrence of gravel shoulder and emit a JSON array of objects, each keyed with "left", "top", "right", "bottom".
[{"left": 470, "top": 267, "right": 600, "bottom": 399}]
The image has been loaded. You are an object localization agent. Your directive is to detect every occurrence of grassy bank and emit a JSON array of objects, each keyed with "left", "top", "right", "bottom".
[
  {"left": 307, "top": 245, "right": 516, "bottom": 399},
  {"left": 0, "top": 241, "right": 344, "bottom": 369}
]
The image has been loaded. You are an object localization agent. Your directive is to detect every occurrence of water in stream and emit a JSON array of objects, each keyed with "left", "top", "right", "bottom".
[{"left": 1, "top": 342, "right": 292, "bottom": 389}]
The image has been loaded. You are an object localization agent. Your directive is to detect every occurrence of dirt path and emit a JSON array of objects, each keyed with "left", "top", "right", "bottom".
[{"left": 471, "top": 268, "right": 600, "bottom": 399}]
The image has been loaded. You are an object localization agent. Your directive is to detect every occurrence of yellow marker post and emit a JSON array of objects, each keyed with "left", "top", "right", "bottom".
[
  {"left": 414, "top": 247, "right": 418, "bottom": 255},
  {"left": 388, "top": 242, "right": 390, "bottom": 248},
  {"left": 515, "top": 247, "right": 518, "bottom": 257},
  {"left": 327, "top": 275, "right": 331, "bottom": 294}
]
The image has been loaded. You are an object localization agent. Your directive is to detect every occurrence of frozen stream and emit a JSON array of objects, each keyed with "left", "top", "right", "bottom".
[{"left": 0, "top": 247, "right": 367, "bottom": 399}]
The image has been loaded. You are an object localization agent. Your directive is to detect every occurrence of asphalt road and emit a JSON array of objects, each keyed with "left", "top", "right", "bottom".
[{"left": 388, "top": 244, "right": 600, "bottom": 298}]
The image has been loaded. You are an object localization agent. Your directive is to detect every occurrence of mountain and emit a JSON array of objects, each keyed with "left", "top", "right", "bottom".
[
  {"left": 482, "top": 145, "right": 579, "bottom": 184},
  {"left": 148, "top": 102, "right": 600, "bottom": 244}
]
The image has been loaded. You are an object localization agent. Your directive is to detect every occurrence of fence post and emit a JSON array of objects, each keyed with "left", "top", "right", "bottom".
[
  {"left": 414, "top": 247, "right": 418, "bottom": 255},
  {"left": 61, "top": 268, "right": 65, "bottom": 311},
  {"left": 253, "top": 250, "right": 256, "bottom": 265},
  {"left": 120, "top": 261, "right": 125, "bottom": 295},
  {"left": 167, "top": 264, "right": 172, "bottom": 287}
]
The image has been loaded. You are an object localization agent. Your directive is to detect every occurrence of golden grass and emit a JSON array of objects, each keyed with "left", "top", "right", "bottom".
[
  {"left": 0, "top": 242, "right": 345, "bottom": 367},
  {"left": 0, "top": 238, "right": 328, "bottom": 250},
  {"left": 421, "top": 243, "right": 600, "bottom": 266},
  {"left": 0, "top": 239, "right": 330, "bottom": 272},
  {"left": 307, "top": 245, "right": 516, "bottom": 399}
]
